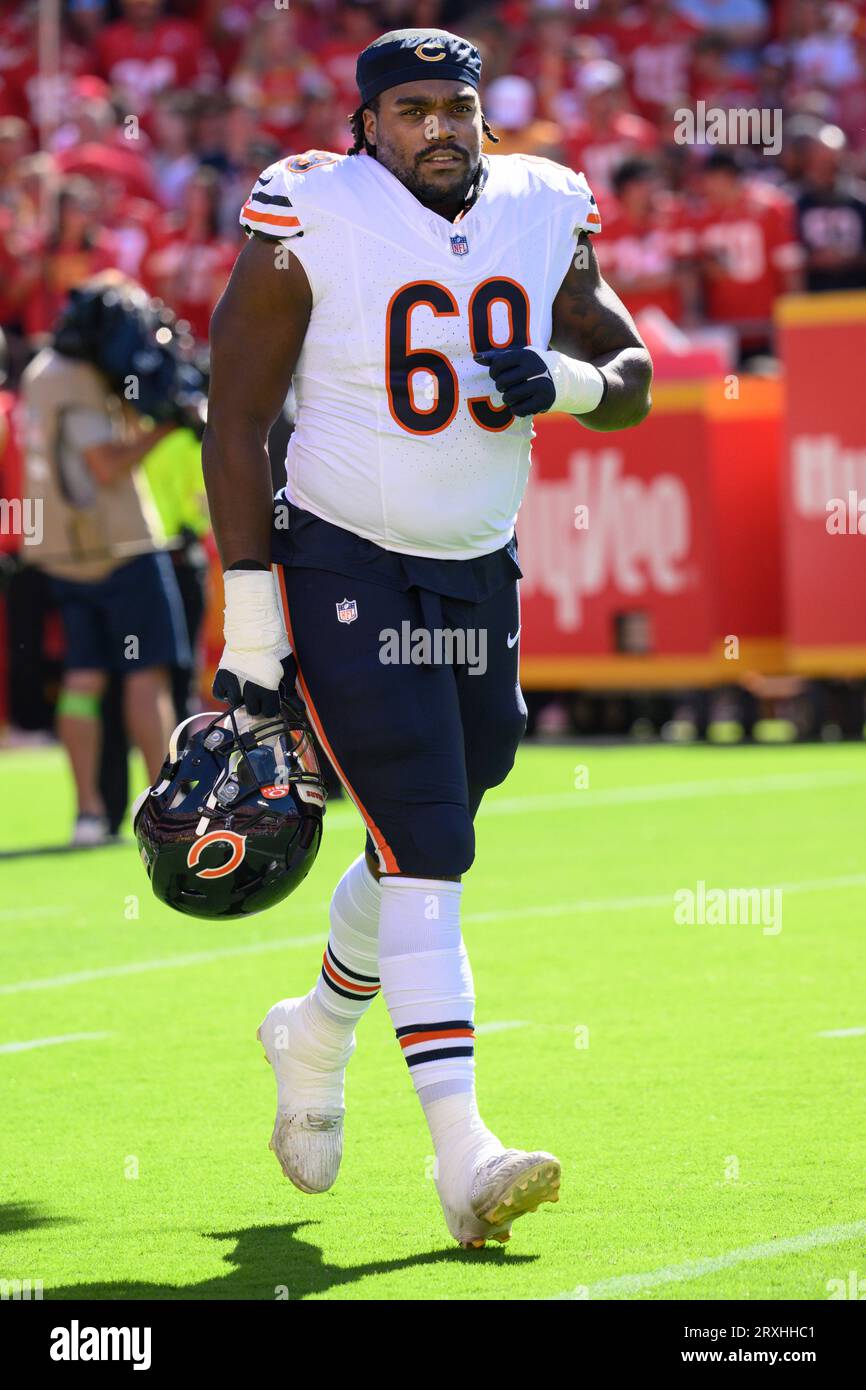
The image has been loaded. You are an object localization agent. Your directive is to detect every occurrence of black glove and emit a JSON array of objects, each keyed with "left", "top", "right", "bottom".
[
  {"left": 474, "top": 346, "right": 557, "bottom": 418},
  {"left": 212, "top": 653, "right": 299, "bottom": 717}
]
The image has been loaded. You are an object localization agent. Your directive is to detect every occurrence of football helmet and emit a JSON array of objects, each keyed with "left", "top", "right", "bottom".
[
  {"left": 133, "top": 700, "right": 326, "bottom": 920},
  {"left": 53, "top": 276, "right": 208, "bottom": 436}
]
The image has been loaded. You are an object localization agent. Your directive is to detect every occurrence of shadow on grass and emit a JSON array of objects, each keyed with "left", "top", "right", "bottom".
[
  {"left": 0, "top": 1201, "right": 77, "bottom": 1237},
  {"left": 44, "top": 1219, "right": 536, "bottom": 1300},
  {"left": 0, "top": 839, "right": 129, "bottom": 862}
]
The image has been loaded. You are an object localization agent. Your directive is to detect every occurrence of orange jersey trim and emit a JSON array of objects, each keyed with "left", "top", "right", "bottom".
[{"left": 242, "top": 203, "right": 301, "bottom": 229}]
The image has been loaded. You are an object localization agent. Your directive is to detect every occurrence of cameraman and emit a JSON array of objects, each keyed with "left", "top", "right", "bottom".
[{"left": 21, "top": 271, "right": 191, "bottom": 846}]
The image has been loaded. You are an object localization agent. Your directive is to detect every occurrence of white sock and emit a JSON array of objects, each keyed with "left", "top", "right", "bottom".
[
  {"left": 378, "top": 875, "right": 501, "bottom": 1183},
  {"left": 295, "top": 853, "right": 381, "bottom": 1071},
  {"left": 316, "top": 853, "right": 381, "bottom": 1022},
  {"left": 420, "top": 1086, "right": 502, "bottom": 1189}
]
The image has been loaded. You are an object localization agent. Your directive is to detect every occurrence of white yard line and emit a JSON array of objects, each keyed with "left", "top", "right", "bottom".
[
  {"left": 551, "top": 1219, "right": 866, "bottom": 1300},
  {"left": 0, "top": 1032, "right": 111, "bottom": 1054},
  {"left": 465, "top": 872, "right": 866, "bottom": 926},
  {"left": 481, "top": 769, "right": 866, "bottom": 817},
  {"left": 464, "top": 893, "right": 674, "bottom": 924},
  {"left": 816, "top": 1026, "right": 866, "bottom": 1038},
  {"left": 474, "top": 1020, "right": 529, "bottom": 1035},
  {"left": 3, "top": 769, "right": 864, "bottom": 918},
  {"left": 318, "top": 768, "right": 866, "bottom": 832},
  {"left": 0, "top": 906, "right": 69, "bottom": 923},
  {"left": 4, "top": 868, "right": 865, "bottom": 996},
  {"left": 0, "top": 934, "right": 325, "bottom": 995}
]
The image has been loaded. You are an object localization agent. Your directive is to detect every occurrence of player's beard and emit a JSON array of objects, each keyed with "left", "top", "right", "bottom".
[{"left": 378, "top": 138, "right": 480, "bottom": 211}]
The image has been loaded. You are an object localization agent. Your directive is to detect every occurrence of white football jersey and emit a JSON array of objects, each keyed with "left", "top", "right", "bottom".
[{"left": 240, "top": 150, "right": 601, "bottom": 559}]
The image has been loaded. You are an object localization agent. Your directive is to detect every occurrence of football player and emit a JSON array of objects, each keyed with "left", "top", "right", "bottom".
[{"left": 203, "top": 27, "right": 652, "bottom": 1249}]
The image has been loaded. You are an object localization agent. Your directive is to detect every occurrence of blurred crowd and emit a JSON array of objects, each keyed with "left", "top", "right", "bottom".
[
  {"left": 1, "top": 0, "right": 864, "bottom": 816},
  {"left": 0, "top": 0, "right": 864, "bottom": 373}
]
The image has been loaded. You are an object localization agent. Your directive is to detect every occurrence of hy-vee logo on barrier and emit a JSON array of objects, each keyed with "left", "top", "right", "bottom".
[{"left": 518, "top": 449, "right": 693, "bottom": 630}]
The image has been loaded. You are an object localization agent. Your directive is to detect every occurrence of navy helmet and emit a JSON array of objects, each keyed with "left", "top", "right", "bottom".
[{"left": 134, "top": 701, "right": 326, "bottom": 920}]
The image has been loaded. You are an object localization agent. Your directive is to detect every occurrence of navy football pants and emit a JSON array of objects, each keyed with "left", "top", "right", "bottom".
[{"left": 276, "top": 565, "right": 527, "bottom": 877}]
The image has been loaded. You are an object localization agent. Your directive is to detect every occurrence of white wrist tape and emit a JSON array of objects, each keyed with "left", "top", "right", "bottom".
[
  {"left": 536, "top": 349, "right": 606, "bottom": 415},
  {"left": 221, "top": 568, "right": 291, "bottom": 692}
]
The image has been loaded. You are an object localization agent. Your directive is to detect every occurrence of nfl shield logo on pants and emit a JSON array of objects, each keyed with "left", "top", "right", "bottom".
[
  {"left": 450, "top": 233, "right": 469, "bottom": 256},
  {"left": 336, "top": 597, "right": 358, "bottom": 624}
]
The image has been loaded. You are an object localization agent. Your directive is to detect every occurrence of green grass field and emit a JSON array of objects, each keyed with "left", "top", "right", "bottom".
[{"left": 1, "top": 740, "right": 864, "bottom": 1301}]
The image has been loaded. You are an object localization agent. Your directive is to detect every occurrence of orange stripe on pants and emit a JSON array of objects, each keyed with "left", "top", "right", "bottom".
[{"left": 275, "top": 565, "right": 401, "bottom": 874}]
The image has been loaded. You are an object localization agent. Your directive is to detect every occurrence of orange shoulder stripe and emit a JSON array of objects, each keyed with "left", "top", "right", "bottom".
[{"left": 242, "top": 203, "right": 301, "bottom": 228}]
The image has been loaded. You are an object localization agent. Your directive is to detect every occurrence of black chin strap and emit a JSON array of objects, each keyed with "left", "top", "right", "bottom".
[{"left": 459, "top": 155, "right": 489, "bottom": 220}]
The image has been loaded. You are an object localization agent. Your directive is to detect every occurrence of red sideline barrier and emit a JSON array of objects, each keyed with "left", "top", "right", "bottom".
[
  {"left": 14, "top": 297, "right": 866, "bottom": 716},
  {"left": 776, "top": 291, "right": 866, "bottom": 677},
  {"left": 519, "top": 379, "right": 784, "bottom": 688}
]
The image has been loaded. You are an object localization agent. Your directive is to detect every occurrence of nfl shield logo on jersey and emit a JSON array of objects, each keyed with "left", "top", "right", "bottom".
[
  {"left": 336, "top": 598, "right": 358, "bottom": 624},
  {"left": 450, "top": 233, "right": 469, "bottom": 256}
]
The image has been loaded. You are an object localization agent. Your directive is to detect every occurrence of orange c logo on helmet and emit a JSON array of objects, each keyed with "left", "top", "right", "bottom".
[
  {"left": 415, "top": 42, "right": 446, "bottom": 61},
  {"left": 187, "top": 830, "right": 246, "bottom": 879}
]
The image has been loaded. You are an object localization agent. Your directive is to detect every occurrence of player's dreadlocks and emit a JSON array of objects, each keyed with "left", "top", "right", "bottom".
[
  {"left": 347, "top": 100, "right": 499, "bottom": 156},
  {"left": 347, "top": 100, "right": 377, "bottom": 156}
]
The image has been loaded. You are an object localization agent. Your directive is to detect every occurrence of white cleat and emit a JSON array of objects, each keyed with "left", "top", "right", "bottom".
[
  {"left": 438, "top": 1148, "right": 562, "bottom": 1249},
  {"left": 256, "top": 997, "right": 353, "bottom": 1195}
]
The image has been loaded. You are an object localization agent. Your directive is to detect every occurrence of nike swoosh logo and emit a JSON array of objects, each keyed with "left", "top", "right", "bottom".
[{"left": 507, "top": 629, "right": 521, "bottom": 648}]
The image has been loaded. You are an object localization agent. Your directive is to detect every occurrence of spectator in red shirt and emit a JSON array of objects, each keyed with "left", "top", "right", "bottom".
[
  {"left": 0, "top": 0, "right": 33, "bottom": 72},
  {"left": 693, "top": 150, "right": 804, "bottom": 354},
  {"left": 289, "top": 85, "right": 360, "bottom": 160},
  {"left": 95, "top": 0, "right": 217, "bottom": 128},
  {"left": 0, "top": 115, "right": 31, "bottom": 196},
  {"left": 596, "top": 156, "right": 697, "bottom": 324},
  {"left": 615, "top": 0, "right": 700, "bottom": 121},
  {"left": 91, "top": 174, "right": 163, "bottom": 282},
  {"left": 562, "top": 59, "right": 659, "bottom": 198},
  {"left": 24, "top": 176, "right": 116, "bottom": 340},
  {"left": 228, "top": 6, "right": 318, "bottom": 143},
  {"left": 690, "top": 31, "right": 759, "bottom": 108},
  {"left": 0, "top": 5, "right": 92, "bottom": 135},
  {"left": 150, "top": 88, "right": 199, "bottom": 210},
  {"left": 214, "top": 102, "right": 276, "bottom": 236},
  {"left": 65, "top": 0, "right": 109, "bottom": 53},
  {"left": 1, "top": 150, "right": 51, "bottom": 251},
  {"left": 144, "top": 165, "right": 237, "bottom": 341},
  {"left": 316, "top": 0, "right": 381, "bottom": 115},
  {"left": 202, "top": 0, "right": 292, "bottom": 82},
  {"left": 513, "top": 5, "right": 581, "bottom": 124},
  {"left": 52, "top": 87, "right": 158, "bottom": 205}
]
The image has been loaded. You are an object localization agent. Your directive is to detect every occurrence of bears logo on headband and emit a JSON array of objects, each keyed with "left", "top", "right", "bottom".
[
  {"left": 356, "top": 28, "right": 483, "bottom": 105},
  {"left": 415, "top": 41, "right": 446, "bottom": 62}
]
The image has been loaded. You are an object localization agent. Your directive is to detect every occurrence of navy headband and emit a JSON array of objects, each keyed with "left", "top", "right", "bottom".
[{"left": 356, "top": 28, "right": 482, "bottom": 106}]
